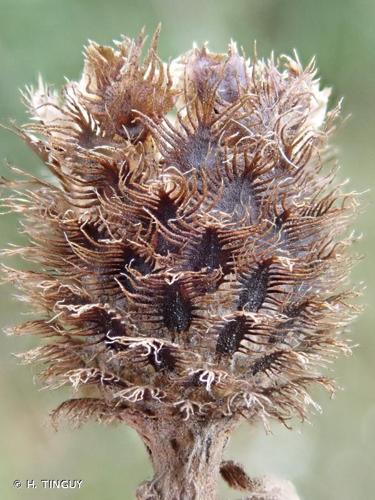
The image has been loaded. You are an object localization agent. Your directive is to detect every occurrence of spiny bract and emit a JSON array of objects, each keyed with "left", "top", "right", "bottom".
[{"left": 2, "top": 29, "right": 359, "bottom": 429}]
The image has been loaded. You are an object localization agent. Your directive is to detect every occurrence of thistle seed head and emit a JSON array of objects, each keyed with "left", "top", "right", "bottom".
[{"left": 2, "top": 29, "right": 360, "bottom": 430}]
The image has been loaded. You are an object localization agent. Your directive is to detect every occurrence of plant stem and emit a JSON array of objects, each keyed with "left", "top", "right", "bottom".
[{"left": 132, "top": 414, "right": 237, "bottom": 500}]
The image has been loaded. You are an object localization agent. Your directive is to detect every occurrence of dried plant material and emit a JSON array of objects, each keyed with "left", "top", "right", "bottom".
[
  {"left": 220, "top": 460, "right": 255, "bottom": 491},
  {"left": 220, "top": 461, "right": 300, "bottom": 500},
  {"left": 1, "top": 29, "right": 361, "bottom": 499}
]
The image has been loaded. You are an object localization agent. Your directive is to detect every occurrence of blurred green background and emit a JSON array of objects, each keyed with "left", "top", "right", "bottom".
[{"left": 0, "top": 1, "right": 374, "bottom": 499}]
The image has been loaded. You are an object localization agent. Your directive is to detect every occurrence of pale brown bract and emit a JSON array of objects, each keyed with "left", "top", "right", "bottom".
[{"left": 1, "top": 28, "right": 360, "bottom": 499}]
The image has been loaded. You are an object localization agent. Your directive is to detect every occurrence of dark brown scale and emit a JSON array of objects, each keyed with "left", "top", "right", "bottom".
[
  {"left": 152, "top": 191, "right": 180, "bottom": 255},
  {"left": 266, "top": 301, "right": 309, "bottom": 344},
  {"left": 215, "top": 316, "right": 247, "bottom": 355},
  {"left": 237, "top": 261, "right": 270, "bottom": 312},
  {"left": 154, "top": 233, "right": 180, "bottom": 256},
  {"left": 188, "top": 369, "right": 211, "bottom": 387},
  {"left": 104, "top": 318, "right": 128, "bottom": 350},
  {"left": 123, "top": 248, "right": 151, "bottom": 274},
  {"left": 153, "top": 191, "right": 178, "bottom": 225},
  {"left": 251, "top": 351, "right": 284, "bottom": 375},
  {"left": 121, "top": 248, "right": 153, "bottom": 292},
  {"left": 148, "top": 344, "right": 177, "bottom": 372},
  {"left": 188, "top": 227, "right": 230, "bottom": 273},
  {"left": 161, "top": 282, "right": 193, "bottom": 334},
  {"left": 80, "top": 221, "right": 104, "bottom": 247}
]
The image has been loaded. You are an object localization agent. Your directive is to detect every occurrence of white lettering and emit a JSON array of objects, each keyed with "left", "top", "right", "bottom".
[{"left": 39, "top": 479, "right": 84, "bottom": 489}]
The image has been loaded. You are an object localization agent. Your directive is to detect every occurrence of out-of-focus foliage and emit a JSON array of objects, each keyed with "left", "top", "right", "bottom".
[{"left": 0, "top": 1, "right": 373, "bottom": 499}]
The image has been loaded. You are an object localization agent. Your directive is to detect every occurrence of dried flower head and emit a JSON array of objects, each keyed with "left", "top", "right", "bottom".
[{"left": 1, "top": 28, "right": 360, "bottom": 499}]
